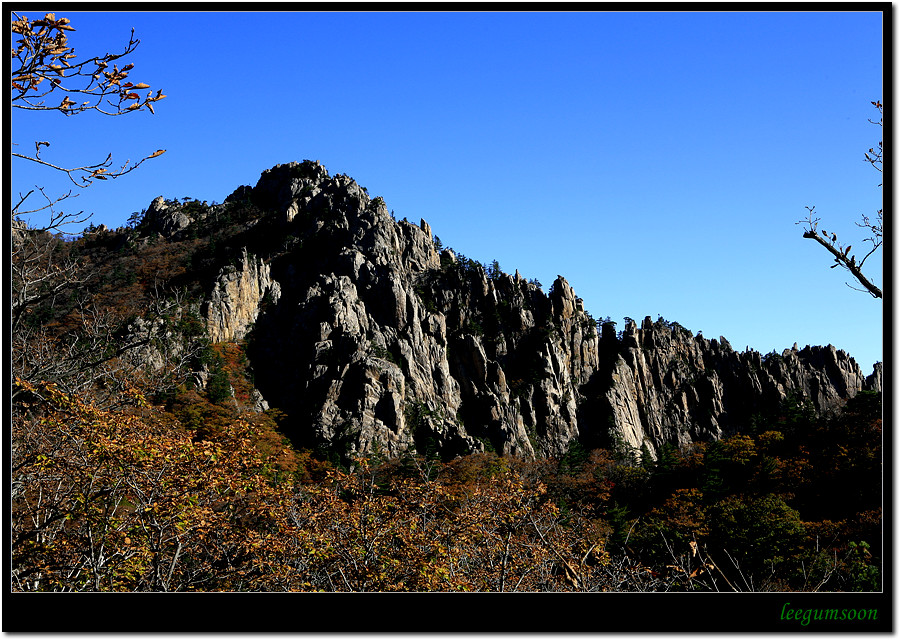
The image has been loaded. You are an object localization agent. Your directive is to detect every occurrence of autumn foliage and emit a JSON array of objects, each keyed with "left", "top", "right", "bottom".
[
  {"left": 9, "top": 13, "right": 882, "bottom": 595},
  {"left": 11, "top": 378, "right": 615, "bottom": 592},
  {"left": 9, "top": 162, "right": 882, "bottom": 594},
  {"left": 11, "top": 369, "right": 881, "bottom": 592}
]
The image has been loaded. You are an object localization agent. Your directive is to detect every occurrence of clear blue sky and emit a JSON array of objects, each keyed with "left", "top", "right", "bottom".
[{"left": 11, "top": 9, "right": 885, "bottom": 372}]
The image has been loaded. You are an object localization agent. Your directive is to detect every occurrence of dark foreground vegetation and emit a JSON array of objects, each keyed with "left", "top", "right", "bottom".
[
  {"left": 12, "top": 371, "right": 881, "bottom": 592},
  {"left": 10, "top": 10, "right": 882, "bottom": 598},
  {"left": 10, "top": 178, "right": 882, "bottom": 593}
]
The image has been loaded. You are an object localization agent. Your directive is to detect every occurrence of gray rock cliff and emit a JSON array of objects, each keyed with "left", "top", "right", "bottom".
[
  {"left": 141, "top": 161, "right": 881, "bottom": 462},
  {"left": 600, "top": 317, "right": 881, "bottom": 459}
]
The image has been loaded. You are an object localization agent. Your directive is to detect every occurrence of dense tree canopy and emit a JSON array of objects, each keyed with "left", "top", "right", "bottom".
[
  {"left": 11, "top": 372, "right": 882, "bottom": 592},
  {"left": 9, "top": 13, "right": 882, "bottom": 598}
]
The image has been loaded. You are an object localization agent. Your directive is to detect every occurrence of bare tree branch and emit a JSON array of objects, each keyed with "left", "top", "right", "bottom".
[
  {"left": 798, "top": 100, "right": 883, "bottom": 300},
  {"left": 800, "top": 207, "right": 882, "bottom": 299},
  {"left": 11, "top": 12, "right": 174, "bottom": 407},
  {"left": 11, "top": 12, "right": 167, "bottom": 187}
]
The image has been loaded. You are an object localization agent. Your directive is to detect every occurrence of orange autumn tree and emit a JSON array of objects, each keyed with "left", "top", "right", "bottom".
[
  {"left": 11, "top": 379, "right": 304, "bottom": 591},
  {"left": 11, "top": 11, "right": 166, "bottom": 185},
  {"left": 286, "top": 453, "right": 661, "bottom": 592},
  {"left": 11, "top": 12, "right": 169, "bottom": 404},
  {"left": 11, "top": 380, "right": 648, "bottom": 593}
]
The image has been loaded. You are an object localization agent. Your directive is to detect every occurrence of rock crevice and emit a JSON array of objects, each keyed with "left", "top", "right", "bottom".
[{"left": 147, "top": 161, "right": 880, "bottom": 461}]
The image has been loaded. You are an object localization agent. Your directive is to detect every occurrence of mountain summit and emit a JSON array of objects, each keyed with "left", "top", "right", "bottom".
[{"left": 112, "top": 160, "right": 881, "bottom": 462}]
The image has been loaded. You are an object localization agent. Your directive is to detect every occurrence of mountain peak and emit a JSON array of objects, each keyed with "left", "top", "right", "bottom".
[{"left": 125, "top": 161, "right": 880, "bottom": 462}]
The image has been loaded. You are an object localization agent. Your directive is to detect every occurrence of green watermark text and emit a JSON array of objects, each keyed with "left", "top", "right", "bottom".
[{"left": 781, "top": 602, "right": 878, "bottom": 626}]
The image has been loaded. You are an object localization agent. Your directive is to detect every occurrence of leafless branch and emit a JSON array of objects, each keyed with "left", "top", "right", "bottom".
[
  {"left": 799, "top": 207, "right": 882, "bottom": 299},
  {"left": 798, "top": 100, "right": 883, "bottom": 299},
  {"left": 11, "top": 12, "right": 167, "bottom": 187}
]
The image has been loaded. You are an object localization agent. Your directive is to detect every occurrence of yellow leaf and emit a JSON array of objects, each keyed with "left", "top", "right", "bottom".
[{"left": 148, "top": 149, "right": 166, "bottom": 159}]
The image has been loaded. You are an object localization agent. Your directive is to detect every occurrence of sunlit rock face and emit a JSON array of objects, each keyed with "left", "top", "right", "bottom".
[
  {"left": 154, "top": 160, "right": 880, "bottom": 462},
  {"left": 599, "top": 318, "right": 879, "bottom": 460},
  {"left": 205, "top": 248, "right": 280, "bottom": 343}
]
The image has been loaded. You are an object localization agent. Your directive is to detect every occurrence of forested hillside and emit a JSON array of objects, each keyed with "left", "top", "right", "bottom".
[
  {"left": 11, "top": 162, "right": 883, "bottom": 593},
  {"left": 10, "top": 11, "right": 882, "bottom": 599}
]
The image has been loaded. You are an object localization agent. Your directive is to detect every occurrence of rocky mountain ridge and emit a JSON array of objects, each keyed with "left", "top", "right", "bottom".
[{"left": 132, "top": 160, "right": 881, "bottom": 462}]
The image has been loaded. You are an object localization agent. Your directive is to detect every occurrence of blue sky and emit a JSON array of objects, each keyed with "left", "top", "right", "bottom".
[{"left": 11, "top": 9, "right": 884, "bottom": 372}]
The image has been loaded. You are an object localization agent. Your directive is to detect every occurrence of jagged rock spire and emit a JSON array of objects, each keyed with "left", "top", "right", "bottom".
[{"left": 153, "top": 161, "right": 880, "bottom": 462}]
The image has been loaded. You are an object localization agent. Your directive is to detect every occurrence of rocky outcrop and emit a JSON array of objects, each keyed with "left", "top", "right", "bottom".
[
  {"left": 205, "top": 248, "right": 281, "bottom": 343},
  {"left": 11, "top": 217, "right": 28, "bottom": 248},
  {"left": 144, "top": 196, "right": 194, "bottom": 238},
  {"left": 601, "top": 318, "right": 880, "bottom": 459},
  {"left": 139, "top": 160, "right": 881, "bottom": 462},
  {"left": 182, "top": 161, "right": 607, "bottom": 460}
]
